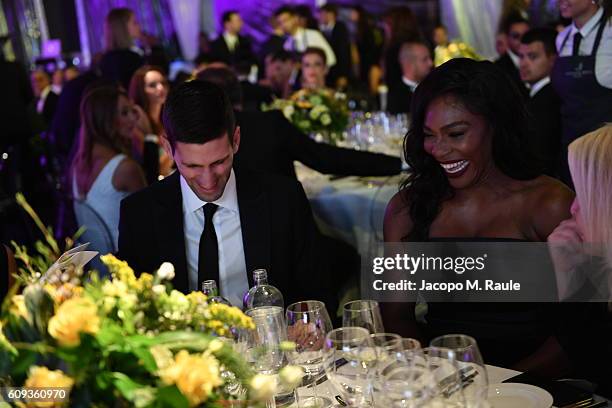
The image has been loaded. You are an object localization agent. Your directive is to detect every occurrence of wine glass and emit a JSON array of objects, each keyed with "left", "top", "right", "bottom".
[
  {"left": 429, "top": 335, "right": 488, "bottom": 407},
  {"left": 424, "top": 346, "right": 466, "bottom": 407},
  {"left": 286, "top": 300, "right": 334, "bottom": 408},
  {"left": 324, "top": 327, "right": 375, "bottom": 407},
  {"left": 367, "top": 333, "right": 402, "bottom": 405},
  {"left": 380, "top": 352, "right": 435, "bottom": 408},
  {"left": 342, "top": 300, "right": 385, "bottom": 333}
]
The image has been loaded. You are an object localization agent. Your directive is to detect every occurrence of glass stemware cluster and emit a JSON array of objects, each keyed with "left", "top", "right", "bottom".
[{"left": 237, "top": 299, "right": 488, "bottom": 408}]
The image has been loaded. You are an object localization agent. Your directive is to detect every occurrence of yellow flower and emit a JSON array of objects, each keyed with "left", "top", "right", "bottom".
[
  {"left": 158, "top": 350, "right": 223, "bottom": 407},
  {"left": 279, "top": 365, "right": 304, "bottom": 390},
  {"left": 100, "top": 254, "right": 137, "bottom": 288},
  {"left": 150, "top": 345, "right": 174, "bottom": 371},
  {"left": 10, "top": 295, "right": 29, "bottom": 321},
  {"left": 48, "top": 297, "right": 100, "bottom": 347},
  {"left": 24, "top": 366, "right": 73, "bottom": 407}
]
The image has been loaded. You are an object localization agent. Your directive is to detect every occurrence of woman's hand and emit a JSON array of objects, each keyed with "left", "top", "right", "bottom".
[
  {"left": 133, "top": 104, "right": 153, "bottom": 135},
  {"left": 548, "top": 217, "right": 587, "bottom": 300}
]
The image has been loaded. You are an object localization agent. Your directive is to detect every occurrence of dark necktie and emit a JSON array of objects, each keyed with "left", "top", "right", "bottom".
[
  {"left": 572, "top": 32, "right": 583, "bottom": 57},
  {"left": 198, "top": 203, "right": 219, "bottom": 290}
]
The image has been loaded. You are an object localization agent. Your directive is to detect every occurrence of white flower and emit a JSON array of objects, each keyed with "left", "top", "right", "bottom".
[
  {"left": 279, "top": 365, "right": 304, "bottom": 389},
  {"left": 250, "top": 374, "right": 277, "bottom": 401},
  {"left": 157, "top": 262, "right": 175, "bottom": 281},
  {"left": 152, "top": 284, "right": 166, "bottom": 295},
  {"left": 282, "top": 105, "right": 295, "bottom": 119},
  {"left": 320, "top": 114, "right": 332, "bottom": 126},
  {"left": 309, "top": 104, "right": 328, "bottom": 120}
]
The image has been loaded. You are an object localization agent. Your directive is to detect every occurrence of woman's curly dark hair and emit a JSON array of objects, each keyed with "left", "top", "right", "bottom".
[{"left": 400, "top": 58, "right": 542, "bottom": 241}]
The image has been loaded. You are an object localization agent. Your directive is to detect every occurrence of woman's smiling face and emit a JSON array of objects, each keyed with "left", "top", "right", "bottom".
[{"left": 423, "top": 94, "right": 496, "bottom": 190}]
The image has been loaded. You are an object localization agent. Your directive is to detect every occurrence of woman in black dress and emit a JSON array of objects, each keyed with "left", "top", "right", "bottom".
[{"left": 383, "top": 59, "right": 574, "bottom": 373}]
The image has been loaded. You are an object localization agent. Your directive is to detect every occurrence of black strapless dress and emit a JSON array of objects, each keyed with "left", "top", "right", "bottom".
[{"left": 422, "top": 237, "right": 557, "bottom": 367}]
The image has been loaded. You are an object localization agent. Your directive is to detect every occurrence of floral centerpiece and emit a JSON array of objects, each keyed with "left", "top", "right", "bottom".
[
  {"left": 0, "top": 195, "right": 302, "bottom": 407},
  {"left": 264, "top": 88, "right": 349, "bottom": 145}
]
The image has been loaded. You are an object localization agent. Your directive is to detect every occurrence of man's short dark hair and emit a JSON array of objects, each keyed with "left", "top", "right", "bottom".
[
  {"left": 521, "top": 27, "right": 558, "bottom": 56},
  {"left": 501, "top": 12, "right": 530, "bottom": 34},
  {"left": 274, "top": 5, "right": 294, "bottom": 17},
  {"left": 302, "top": 47, "right": 327, "bottom": 66},
  {"left": 161, "top": 80, "right": 235, "bottom": 148},
  {"left": 269, "top": 49, "right": 294, "bottom": 63},
  {"left": 320, "top": 4, "right": 338, "bottom": 16},
  {"left": 222, "top": 10, "right": 238, "bottom": 25},
  {"left": 196, "top": 67, "right": 243, "bottom": 108}
]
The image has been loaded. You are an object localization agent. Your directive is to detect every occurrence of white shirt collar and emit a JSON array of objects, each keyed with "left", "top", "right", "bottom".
[
  {"left": 292, "top": 27, "right": 305, "bottom": 39},
  {"left": 529, "top": 76, "right": 551, "bottom": 97},
  {"left": 401, "top": 76, "right": 419, "bottom": 90},
  {"left": 571, "top": 7, "right": 603, "bottom": 37},
  {"left": 507, "top": 49, "right": 520, "bottom": 69},
  {"left": 180, "top": 169, "right": 239, "bottom": 215},
  {"left": 224, "top": 32, "right": 238, "bottom": 42}
]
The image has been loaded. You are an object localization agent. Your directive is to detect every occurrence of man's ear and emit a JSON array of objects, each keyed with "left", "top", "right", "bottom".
[{"left": 232, "top": 126, "right": 241, "bottom": 154}]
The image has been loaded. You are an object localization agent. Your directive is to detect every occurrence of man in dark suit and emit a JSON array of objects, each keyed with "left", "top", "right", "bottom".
[
  {"left": 387, "top": 41, "right": 433, "bottom": 115},
  {"left": 196, "top": 67, "right": 403, "bottom": 179},
  {"left": 495, "top": 13, "right": 530, "bottom": 95},
  {"left": 29, "top": 69, "right": 59, "bottom": 128},
  {"left": 118, "top": 80, "right": 334, "bottom": 309},
  {"left": 319, "top": 4, "right": 352, "bottom": 89},
  {"left": 209, "top": 11, "right": 257, "bottom": 69},
  {"left": 519, "top": 27, "right": 561, "bottom": 177}
]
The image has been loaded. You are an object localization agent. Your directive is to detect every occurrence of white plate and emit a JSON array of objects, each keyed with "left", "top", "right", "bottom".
[{"left": 487, "top": 383, "right": 553, "bottom": 408}]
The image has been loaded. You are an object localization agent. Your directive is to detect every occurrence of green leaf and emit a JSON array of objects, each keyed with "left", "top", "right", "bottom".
[
  {"left": 112, "top": 372, "right": 144, "bottom": 400},
  {"left": 154, "top": 385, "right": 189, "bottom": 408},
  {"left": 132, "top": 347, "right": 157, "bottom": 373},
  {"left": 10, "top": 349, "right": 37, "bottom": 375}
]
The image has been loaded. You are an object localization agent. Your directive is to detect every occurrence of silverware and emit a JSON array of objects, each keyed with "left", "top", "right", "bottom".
[{"left": 335, "top": 395, "right": 348, "bottom": 406}]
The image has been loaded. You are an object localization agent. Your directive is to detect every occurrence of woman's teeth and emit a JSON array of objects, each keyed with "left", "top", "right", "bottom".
[{"left": 441, "top": 160, "right": 469, "bottom": 173}]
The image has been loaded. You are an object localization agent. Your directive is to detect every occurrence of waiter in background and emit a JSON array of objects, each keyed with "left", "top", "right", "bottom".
[{"left": 551, "top": 0, "right": 612, "bottom": 186}]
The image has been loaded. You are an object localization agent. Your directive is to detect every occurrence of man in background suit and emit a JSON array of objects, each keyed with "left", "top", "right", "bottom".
[
  {"left": 210, "top": 11, "right": 257, "bottom": 69},
  {"left": 319, "top": 4, "right": 352, "bottom": 89},
  {"left": 495, "top": 13, "right": 530, "bottom": 95},
  {"left": 29, "top": 69, "right": 58, "bottom": 129},
  {"left": 387, "top": 41, "right": 432, "bottom": 115},
  {"left": 519, "top": 27, "right": 562, "bottom": 176},
  {"left": 118, "top": 80, "right": 334, "bottom": 309}
]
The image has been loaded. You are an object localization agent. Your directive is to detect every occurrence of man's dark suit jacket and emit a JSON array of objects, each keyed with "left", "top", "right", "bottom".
[
  {"left": 234, "top": 110, "right": 401, "bottom": 179},
  {"left": 118, "top": 169, "right": 335, "bottom": 309},
  {"left": 527, "top": 83, "right": 562, "bottom": 177},
  {"left": 494, "top": 53, "right": 528, "bottom": 96},
  {"left": 210, "top": 35, "right": 257, "bottom": 67},
  {"left": 240, "top": 81, "right": 274, "bottom": 111},
  {"left": 324, "top": 21, "right": 352, "bottom": 85},
  {"left": 387, "top": 81, "right": 413, "bottom": 115}
]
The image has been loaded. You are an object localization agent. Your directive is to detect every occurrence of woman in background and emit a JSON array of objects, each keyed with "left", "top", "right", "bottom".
[
  {"left": 129, "top": 65, "right": 173, "bottom": 183},
  {"left": 70, "top": 85, "right": 146, "bottom": 255},
  {"left": 99, "top": 8, "right": 144, "bottom": 90}
]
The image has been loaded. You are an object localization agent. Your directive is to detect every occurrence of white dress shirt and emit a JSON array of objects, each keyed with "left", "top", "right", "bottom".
[
  {"left": 36, "top": 86, "right": 53, "bottom": 114},
  {"left": 223, "top": 32, "right": 239, "bottom": 52},
  {"left": 180, "top": 170, "right": 249, "bottom": 306},
  {"left": 529, "top": 76, "right": 551, "bottom": 98},
  {"left": 401, "top": 76, "right": 419, "bottom": 91},
  {"left": 284, "top": 27, "right": 337, "bottom": 67},
  {"left": 556, "top": 7, "right": 612, "bottom": 89}
]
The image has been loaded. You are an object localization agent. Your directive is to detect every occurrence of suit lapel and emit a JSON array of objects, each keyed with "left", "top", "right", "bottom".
[
  {"left": 153, "top": 172, "right": 189, "bottom": 292},
  {"left": 235, "top": 169, "right": 270, "bottom": 288}
]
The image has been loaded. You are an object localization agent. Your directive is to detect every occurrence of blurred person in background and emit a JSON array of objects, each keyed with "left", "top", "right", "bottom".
[
  {"left": 275, "top": 5, "right": 336, "bottom": 68},
  {"left": 294, "top": 4, "right": 318, "bottom": 30},
  {"left": 382, "top": 6, "right": 423, "bottom": 88},
  {"left": 387, "top": 41, "right": 432, "bottom": 115},
  {"left": 70, "top": 85, "right": 146, "bottom": 254},
  {"left": 432, "top": 24, "right": 481, "bottom": 66},
  {"left": 319, "top": 3, "right": 352, "bottom": 89},
  {"left": 300, "top": 47, "right": 329, "bottom": 91},
  {"left": 519, "top": 27, "right": 561, "bottom": 176},
  {"left": 29, "top": 69, "right": 58, "bottom": 128},
  {"left": 348, "top": 5, "right": 384, "bottom": 95},
  {"left": 99, "top": 8, "right": 144, "bottom": 90},
  {"left": 129, "top": 66, "right": 174, "bottom": 183},
  {"left": 210, "top": 10, "right": 257, "bottom": 69},
  {"left": 496, "top": 13, "right": 530, "bottom": 94},
  {"left": 260, "top": 50, "right": 297, "bottom": 99},
  {"left": 260, "top": 15, "right": 287, "bottom": 62}
]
